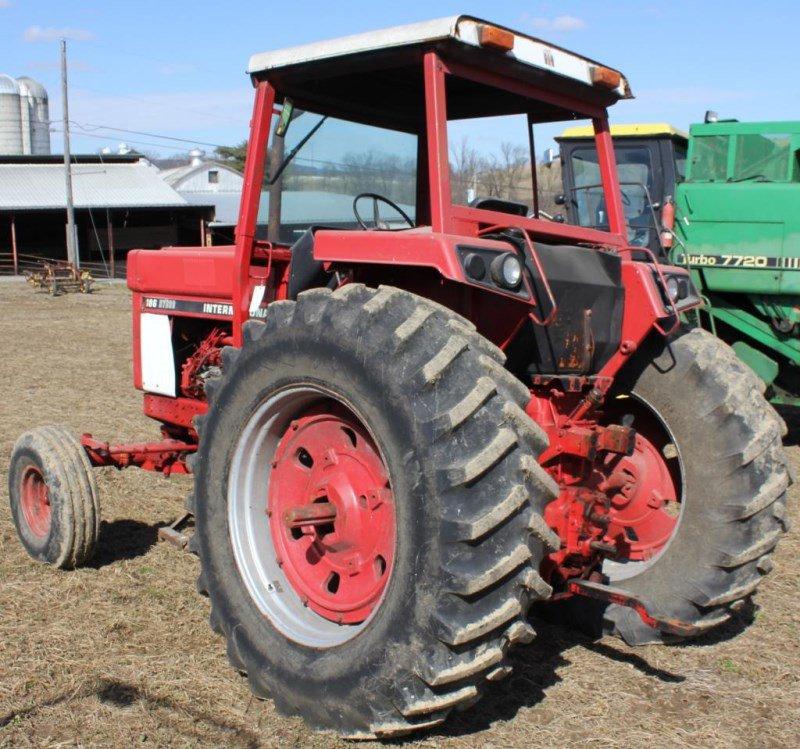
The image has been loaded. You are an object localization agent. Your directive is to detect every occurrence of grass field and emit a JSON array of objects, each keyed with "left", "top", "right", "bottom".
[{"left": 1, "top": 281, "right": 798, "bottom": 748}]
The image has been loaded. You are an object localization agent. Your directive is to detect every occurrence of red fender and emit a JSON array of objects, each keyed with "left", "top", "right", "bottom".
[{"left": 312, "top": 229, "right": 509, "bottom": 282}]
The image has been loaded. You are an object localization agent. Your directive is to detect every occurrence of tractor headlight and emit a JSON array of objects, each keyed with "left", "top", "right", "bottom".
[
  {"left": 491, "top": 253, "right": 523, "bottom": 290},
  {"left": 655, "top": 269, "right": 699, "bottom": 312},
  {"left": 463, "top": 252, "right": 486, "bottom": 281},
  {"left": 665, "top": 275, "right": 680, "bottom": 301}
]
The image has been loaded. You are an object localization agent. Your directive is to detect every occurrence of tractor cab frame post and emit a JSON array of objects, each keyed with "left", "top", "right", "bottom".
[{"left": 233, "top": 81, "right": 276, "bottom": 346}]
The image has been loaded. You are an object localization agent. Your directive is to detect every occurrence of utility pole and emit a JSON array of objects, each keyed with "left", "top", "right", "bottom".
[
  {"left": 61, "top": 39, "right": 79, "bottom": 267},
  {"left": 267, "top": 133, "right": 285, "bottom": 244}
]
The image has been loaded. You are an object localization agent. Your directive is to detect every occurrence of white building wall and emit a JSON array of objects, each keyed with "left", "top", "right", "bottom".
[{"left": 175, "top": 165, "right": 243, "bottom": 193}]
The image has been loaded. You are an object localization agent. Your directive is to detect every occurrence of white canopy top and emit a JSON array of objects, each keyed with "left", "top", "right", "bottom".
[{"left": 247, "top": 15, "right": 630, "bottom": 99}]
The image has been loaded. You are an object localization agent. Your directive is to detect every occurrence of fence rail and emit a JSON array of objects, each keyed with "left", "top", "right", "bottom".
[{"left": 0, "top": 253, "right": 126, "bottom": 280}]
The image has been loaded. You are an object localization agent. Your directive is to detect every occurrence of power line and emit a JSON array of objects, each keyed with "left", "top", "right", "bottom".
[
  {"left": 70, "top": 121, "right": 227, "bottom": 149},
  {"left": 51, "top": 128, "right": 194, "bottom": 153}
]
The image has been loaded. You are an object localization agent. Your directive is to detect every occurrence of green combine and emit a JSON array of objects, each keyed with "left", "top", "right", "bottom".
[{"left": 556, "top": 119, "right": 800, "bottom": 407}]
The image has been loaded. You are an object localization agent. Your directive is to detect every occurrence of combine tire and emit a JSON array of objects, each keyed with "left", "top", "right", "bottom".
[
  {"left": 8, "top": 426, "right": 100, "bottom": 568},
  {"left": 191, "top": 285, "right": 559, "bottom": 737},
  {"left": 582, "top": 328, "right": 792, "bottom": 644}
]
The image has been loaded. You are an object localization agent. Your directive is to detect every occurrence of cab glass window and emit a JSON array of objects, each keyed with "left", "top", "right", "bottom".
[
  {"left": 569, "top": 144, "right": 654, "bottom": 246},
  {"left": 732, "top": 133, "right": 791, "bottom": 182},
  {"left": 448, "top": 114, "right": 535, "bottom": 212},
  {"left": 263, "top": 110, "right": 418, "bottom": 243},
  {"left": 690, "top": 135, "right": 728, "bottom": 181}
]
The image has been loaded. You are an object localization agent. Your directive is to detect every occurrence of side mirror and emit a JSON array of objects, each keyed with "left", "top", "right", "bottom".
[
  {"left": 554, "top": 193, "right": 566, "bottom": 206},
  {"left": 543, "top": 147, "right": 557, "bottom": 167},
  {"left": 275, "top": 98, "right": 295, "bottom": 138}
]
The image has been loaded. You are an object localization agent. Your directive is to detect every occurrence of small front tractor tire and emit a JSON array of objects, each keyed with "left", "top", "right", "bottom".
[
  {"left": 578, "top": 328, "right": 792, "bottom": 644},
  {"left": 8, "top": 426, "right": 101, "bottom": 568},
  {"left": 191, "top": 285, "right": 559, "bottom": 737}
]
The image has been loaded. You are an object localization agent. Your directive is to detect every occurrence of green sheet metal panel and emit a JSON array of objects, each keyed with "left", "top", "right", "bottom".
[{"left": 676, "top": 121, "right": 800, "bottom": 297}]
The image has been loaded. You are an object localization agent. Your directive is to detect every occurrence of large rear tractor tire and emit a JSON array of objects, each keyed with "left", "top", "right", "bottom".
[
  {"left": 8, "top": 426, "right": 100, "bottom": 568},
  {"left": 574, "top": 328, "right": 792, "bottom": 645},
  {"left": 191, "top": 285, "right": 559, "bottom": 737}
]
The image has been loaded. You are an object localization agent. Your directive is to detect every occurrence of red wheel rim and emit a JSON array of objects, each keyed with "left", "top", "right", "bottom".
[
  {"left": 20, "top": 465, "right": 51, "bottom": 538},
  {"left": 267, "top": 407, "right": 395, "bottom": 624},
  {"left": 603, "top": 409, "right": 680, "bottom": 562}
]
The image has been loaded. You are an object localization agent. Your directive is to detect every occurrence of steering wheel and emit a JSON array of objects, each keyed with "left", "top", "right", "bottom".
[{"left": 353, "top": 193, "right": 414, "bottom": 231}]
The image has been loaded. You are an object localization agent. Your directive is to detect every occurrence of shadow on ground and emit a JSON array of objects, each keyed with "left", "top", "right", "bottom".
[
  {"left": 407, "top": 595, "right": 760, "bottom": 743},
  {"left": 405, "top": 612, "right": 688, "bottom": 743},
  {"left": 90, "top": 518, "right": 161, "bottom": 568}
]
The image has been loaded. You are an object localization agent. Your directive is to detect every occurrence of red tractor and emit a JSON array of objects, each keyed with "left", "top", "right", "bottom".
[{"left": 8, "top": 16, "right": 792, "bottom": 738}]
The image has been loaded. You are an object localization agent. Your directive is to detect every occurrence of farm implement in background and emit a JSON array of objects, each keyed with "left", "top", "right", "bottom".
[{"left": 24, "top": 259, "right": 94, "bottom": 295}]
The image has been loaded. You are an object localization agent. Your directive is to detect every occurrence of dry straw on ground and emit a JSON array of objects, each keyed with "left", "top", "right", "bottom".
[{"left": 0, "top": 281, "right": 798, "bottom": 748}]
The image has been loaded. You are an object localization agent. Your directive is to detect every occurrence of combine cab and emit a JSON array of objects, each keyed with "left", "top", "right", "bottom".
[
  {"left": 556, "top": 123, "right": 688, "bottom": 257},
  {"left": 8, "top": 17, "right": 792, "bottom": 738},
  {"left": 557, "top": 119, "right": 800, "bottom": 406}
]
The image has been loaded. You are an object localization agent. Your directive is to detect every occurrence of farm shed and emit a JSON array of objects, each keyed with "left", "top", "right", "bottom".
[{"left": 0, "top": 154, "right": 213, "bottom": 276}]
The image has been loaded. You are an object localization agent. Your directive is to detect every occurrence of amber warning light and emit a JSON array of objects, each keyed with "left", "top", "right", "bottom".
[
  {"left": 477, "top": 25, "right": 515, "bottom": 52},
  {"left": 590, "top": 65, "right": 622, "bottom": 90}
]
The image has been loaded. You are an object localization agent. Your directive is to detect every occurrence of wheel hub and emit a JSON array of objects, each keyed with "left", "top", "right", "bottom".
[
  {"left": 268, "top": 411, "right": 395, "bottom": 624},
  {"left": 20, "top": 465, "right": 51, "bottom": 538},
  {"left": 602, "top": 430, "right": 679, "bottom": 561}
]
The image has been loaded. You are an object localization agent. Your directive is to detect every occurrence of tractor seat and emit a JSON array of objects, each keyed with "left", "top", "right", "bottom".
[
  {"left": 469, "top": 197, "right": 529, "bottom": 217},
  {"left": 287, "top": 227, "right": 332, "bottom": 299}
]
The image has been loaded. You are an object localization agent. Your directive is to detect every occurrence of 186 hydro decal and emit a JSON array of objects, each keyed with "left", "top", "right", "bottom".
[{"left": 142, "top": 297, "right": 269, "bottom": 318}]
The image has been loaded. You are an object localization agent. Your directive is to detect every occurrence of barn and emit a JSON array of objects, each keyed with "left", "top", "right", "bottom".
[{"left": 0, "top": 154, "right": 213, "bottom": 277}]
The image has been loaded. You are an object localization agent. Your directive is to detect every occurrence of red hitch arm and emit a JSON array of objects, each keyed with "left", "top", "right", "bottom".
[
  {"left": 568, "top": 579, "right": 702, "bottom": 638},
  {"left": 81, "top": 434, "right": 196, "bottom": 476}
]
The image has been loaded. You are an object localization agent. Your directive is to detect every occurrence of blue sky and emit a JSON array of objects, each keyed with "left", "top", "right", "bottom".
[{"left": 1, "top": 0, "right": 798, "bottom": 160}]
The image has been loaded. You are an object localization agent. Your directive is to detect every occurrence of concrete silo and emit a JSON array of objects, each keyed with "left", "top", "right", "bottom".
[
  {"left": 0, "top": 74, "right": 51, "bottom": 155},
  {"left": 0, "top": 74, "right": 24, "bottom": 155},
  {"left": 18, "top": 76, "right": 51, "bottom": 155}
]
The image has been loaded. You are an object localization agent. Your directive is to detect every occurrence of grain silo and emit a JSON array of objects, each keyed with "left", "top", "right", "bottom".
[
  {"left": 0, "top": 75, "right": 24, "bottom": 155},
  {"left": 0, "top": 74, "right": 51, "bottom": 155},
  {"left": 18, "top": 77, "right": 51, "bottom": 155}
]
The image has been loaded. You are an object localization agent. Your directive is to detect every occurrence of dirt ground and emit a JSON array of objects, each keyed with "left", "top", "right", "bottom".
[{"left": 0, "top": 280, "right": 798, "bottom": 748}]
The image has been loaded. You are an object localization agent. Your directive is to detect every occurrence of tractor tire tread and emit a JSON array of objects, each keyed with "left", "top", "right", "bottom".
[
  {"left": 9, "top": 426, "right": 100, "bottom": 569},
  {"left": 193, "top": 284, "right": 554, "bottom": 737},
  {"left": 601, "top": 328, "right": 789, "bottom": 644}
]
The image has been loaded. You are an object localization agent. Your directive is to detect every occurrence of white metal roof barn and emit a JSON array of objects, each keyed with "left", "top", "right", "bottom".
[
  {"left": 0, "top": 155, "right": 213, "bottom": 277},
  {"left": 0, "top": 156, "right": 187, "bottom": 210}
]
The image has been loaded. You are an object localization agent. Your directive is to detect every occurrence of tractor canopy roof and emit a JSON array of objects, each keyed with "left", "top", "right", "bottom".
[
  {"left": 247, "top": 16, "right": 632, "bottom": 133},
  {"left": 557, "top": 122, "right": 688, "bottom": 142}
]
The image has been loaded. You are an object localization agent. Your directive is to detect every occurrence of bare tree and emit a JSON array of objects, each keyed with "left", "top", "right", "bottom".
[
  {"left": 450, "top": 137, "right": 482, "bottom": 203},
  {"left": 536, "top": 160, "right": 563, "bottom": 217},
  {"left": 478, "top": 143, "right": 530, "bottom": 203},
  {"left": 448, "top": 135, "right": 565, "bottom": 218},
  {"left": 340, "top": 152, "right": 416, "bottom": 204}
]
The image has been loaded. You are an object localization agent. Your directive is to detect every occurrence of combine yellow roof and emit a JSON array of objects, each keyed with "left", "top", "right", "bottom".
[{"left": 558, "top": 123, "right": 688, "bottom": 140}]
